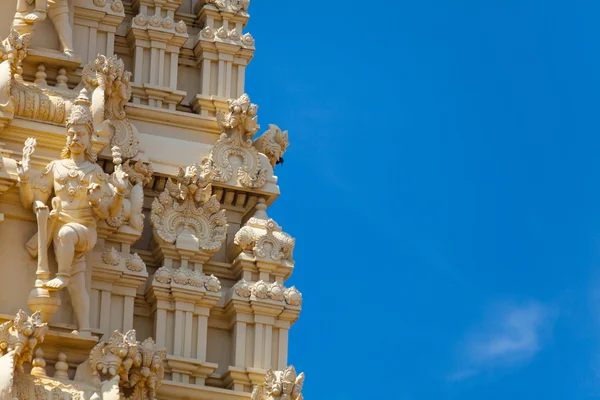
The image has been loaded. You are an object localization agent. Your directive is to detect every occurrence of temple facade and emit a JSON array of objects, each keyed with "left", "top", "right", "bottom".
[{"left": 0, "top": 0, "right": 304, "bottom": 399}]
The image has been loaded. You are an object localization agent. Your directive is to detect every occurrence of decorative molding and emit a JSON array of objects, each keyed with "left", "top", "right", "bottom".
[
  {"left": 231, "top": 279, "right": 302, "bottom": 307},
  {"left": 153, "top": 266, "right": 222, "bottom": 292}
]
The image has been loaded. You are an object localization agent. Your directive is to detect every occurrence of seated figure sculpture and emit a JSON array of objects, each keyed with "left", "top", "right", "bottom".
[{"left": 16, "top": 91, "right": 128, "bottom": 335}]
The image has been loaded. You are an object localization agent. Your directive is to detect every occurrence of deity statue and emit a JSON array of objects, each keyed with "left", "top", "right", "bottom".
[
  {"left": 16, "top": 90, "right": 128, "bottom": 335},
  {"left": 12, "top": 0, "right": 74, "bottom": 57}
]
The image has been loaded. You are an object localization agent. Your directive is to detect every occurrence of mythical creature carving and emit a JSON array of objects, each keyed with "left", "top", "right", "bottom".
[
  {"left": 151, "top": 163, "right": 227, "bottom": 254},
  {"left": 251, "top": 366, "right": 305, "bottom": 400},
  {"left": 107, "top": 158, "right": 152, "bottom": 231},
  {"left": 77, "top": 330, "right": 167, "bottom": 400},
  {"left": 234, "top": 198, "right": 295, "bottom": 263},
  {"left": 0, "top": 310, "right": 48, "bottom": 372},
  {"left": 202, "top": 93, "right": 274, "bottom": 188},
  {"left": 253, "top": 124, "right": 289, "bottom": 167},
  {"left": 81, "top": 54, "right": 139, "bottom": 161},
  {"left": 17, "top": 90, "right": 129, "bottom": 334}
]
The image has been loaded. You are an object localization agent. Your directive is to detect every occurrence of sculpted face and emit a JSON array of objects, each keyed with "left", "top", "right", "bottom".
[{"left": 67, "top": 124, "right": 91, "bottom": 154}]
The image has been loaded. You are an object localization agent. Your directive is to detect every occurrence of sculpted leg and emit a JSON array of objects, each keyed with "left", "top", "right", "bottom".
[
  {"left": 49, "top": 12, "right": 74, "bottom": 57},
  {"left": 24, "top": 0, "right": 48, "bottom": 22},
  {"left": 45, "top": 225, "right": 77, "bottom": 290},
  {"left": 67, "top": 272, "right": 91, "bottom": 336}
]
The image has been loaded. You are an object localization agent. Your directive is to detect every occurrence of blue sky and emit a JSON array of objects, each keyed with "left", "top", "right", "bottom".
[{"left": 244, "top": 1, "right": 600, "bottom": 398}]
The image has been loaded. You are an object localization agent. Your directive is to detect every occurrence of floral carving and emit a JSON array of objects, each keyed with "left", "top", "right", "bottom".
[
  {"left": 102, "top": 247, "right": 120, "bottom": 266},
  {"left": 229, "top": 29, "right": 241, "bottom": 41},
  {"left": 162, "top": 18, "right": 174, "bottom": 30},
  {"left": 241, "top": 33, "right": 255, "bottom": 47},
  {"left": 152, "top": 267, "right": 222, "bottom": 292},
  {"left": 150, "top": 163, "right": 227, "bottom": 253},
  {"left": 149, "top": 15, "right": 162, "bottom": 28},
  {"left": 93, "top": 0, "right": 107, "bottom": 6},
  {"left": 253, "top": 124, "right": 289, "bottom": 167},
  {"left": 175, "top": 20, "right": 187, "bottom": 34},
  {"left": 0, "top": 310, "right": 48, "bottom": 371},
  {"left": 201, "top": 26, "right": 215, "bottom": 39},
  {"left": 268, "top": 281, "right": 284, "bottom": 302},
  {"left": 233, "top": 279, "right": 251, "bottom": 297},
  {"left": 85, "top": 330, "right": 166, "bottom": 400},
  {"left": 251, "top": 366, "right": 304, "bottom": 400},
  {"left": 81, "top": 54, "right": 139, "bottom": 161},
  {"left": 216, "top": 26, "right": 228, "bottom": 39},
  {"left": 251, "top": 280, "right": 269, "bottom": 299},
  {"left": 202, "top": 94, "right": 270, "bottom": 188},
  {"left": 284, "top": 286, "right": 302, "bottom": 306},
  {"left": 133, "top": 14, "right": 148, "bottom": 27},
  {"left": 111, "top": 0, "right": 124, "bottom": 12},
  {"left": 126, "top": 253, "right": 146, "bottom": 272}
]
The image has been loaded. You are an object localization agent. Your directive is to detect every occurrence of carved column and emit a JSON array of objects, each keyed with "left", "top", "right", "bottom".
[
  {"left": 191, "top": 0, "right": 254, "bottom": 116},
  {"left": 127, "top": 0, "right": 188, "bottom": 110},
  {"left": 73, "top": 0, "right": 126, "bottom": 65},
  {"left": 147, "top": 163, "right": 228, "bottom": 385}
]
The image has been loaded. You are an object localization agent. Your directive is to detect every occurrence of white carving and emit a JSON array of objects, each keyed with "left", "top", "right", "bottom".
[
  {"left": 125, "top": 253, "right": 146, "bottom": 272},
  {"left": 253, "top": 124, "right": 289, "bottom": 167},
  {"left": 102, "top": 247, "right": 120, "bottom": 266},
  {"left": 0, "top": 310, "right": 48, "bottom": 372},
  {"left": 251, "top": 366, "right": 305, "bottom": 400},
  {"left": 202, "top": 94, "right": 273, "bottom": 188},
  {"left": 81, "top": 54, "right": 139, "bottom": 161},
  {"left": 150, "top": 163, "right": 227, "bottom": 254}
]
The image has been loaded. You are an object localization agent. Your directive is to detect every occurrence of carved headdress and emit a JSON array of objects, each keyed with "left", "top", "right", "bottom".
[{"left": 62, "top": 88, "right": 97, "bottom": 162}]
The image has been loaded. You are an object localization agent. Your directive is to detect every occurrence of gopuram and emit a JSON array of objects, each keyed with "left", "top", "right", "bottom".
[{"left": 0, "top": 1, "right": 304, "bottom": 399}]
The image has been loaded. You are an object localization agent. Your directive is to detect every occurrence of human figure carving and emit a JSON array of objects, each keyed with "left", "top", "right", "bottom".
[
  {"left": 13, "top": 0, "right": 75, "bottom": 57},
  {"left": 16, "top": 90, "right": 128, "bottom": 335}
]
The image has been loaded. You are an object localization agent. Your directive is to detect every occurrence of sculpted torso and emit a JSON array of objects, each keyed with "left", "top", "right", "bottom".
[{"left": 34, "top": 159, "right": 109, "bottom": 218}]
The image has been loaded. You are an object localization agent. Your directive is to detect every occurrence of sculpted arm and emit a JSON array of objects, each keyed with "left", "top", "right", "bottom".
[
  {"left": 88, "top": 165, "right": 128, "bottom": 219},
  {"left": 16, "top": 139, "right": 52, "bottom": 211}
]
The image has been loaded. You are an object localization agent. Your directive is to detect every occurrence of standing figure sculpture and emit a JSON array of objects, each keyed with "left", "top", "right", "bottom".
[
  {"left": 16, "top": 91, "right": 128, "bottom": 335},
  {"left": 13, "top": 0, "right": 75, "bottom": 57}
]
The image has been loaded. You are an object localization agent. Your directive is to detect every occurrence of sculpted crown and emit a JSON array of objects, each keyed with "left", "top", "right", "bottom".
[{"left": 66, "top": 88, "right": 94, "bottom": 134}]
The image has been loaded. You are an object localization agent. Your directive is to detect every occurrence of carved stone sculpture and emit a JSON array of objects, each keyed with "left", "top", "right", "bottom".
[
  {"left": 75, "top": 329, "right": 167, "bottom": 400},
  {"left": 233, "top": 198, "right": 295, "bottom": 263},
  {"left": 251, "top": 366, "right": 305, "bottom": 400},
  {"left": 82, "top": 54, "right": 140, "bottom": 162},
  {"left": 202, "top": 93, "right": 273, "bottom": 188},
  {"left": 0, "top": 310, "right": 48, "bottom": 372},
  {"left": 253, "top": 124, "right": 289, "bottom": 167},
  {"left": 17, "top": 90, "right": 129, "bottom": 335},
  {"left": 151, "top": 163, "right": 227, "bottom": 254},
  {"left": 12, "top": 0, "right": 75, "bottom": 57}
]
